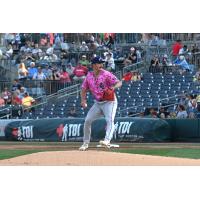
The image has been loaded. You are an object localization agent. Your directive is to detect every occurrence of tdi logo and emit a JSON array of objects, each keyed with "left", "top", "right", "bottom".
[
  {"left": 62, "top": 124, "right": 82, "bottom": 141},
  {"left": 114, "top": 122, "right": 133, "bottom": 137},
  {"left": 13, "top": 126, "right": 34, "bottom": 140}
]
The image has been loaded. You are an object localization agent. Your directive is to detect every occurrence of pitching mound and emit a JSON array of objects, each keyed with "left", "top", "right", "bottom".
[{"left": 0, "top": 150, "right": 200, "bottom": 166}]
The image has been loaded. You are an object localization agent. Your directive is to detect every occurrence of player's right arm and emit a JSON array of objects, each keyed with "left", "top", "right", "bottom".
[
  {"left": 81, "top": 88, "right": 87, "bottom": 108},
  {"left": 81, "top": 76, "right": 89, "bottom": 108}
]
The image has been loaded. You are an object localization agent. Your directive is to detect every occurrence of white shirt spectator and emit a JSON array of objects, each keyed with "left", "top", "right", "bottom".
[
  {"left": 105, "top": 53, "right": 115, "bottom": 70},
  {"left": 33, "top": 70, "right": 46, "bottom": 80},
  {"left": 80, "top": 42, "right": 89, "bottom": 51},
  {"left": 32, "top": 47, "right": 42, "bottom": 55},
  {"left": 176, "top": 110, "right": 188, "bottom": 118},
  {"left": 6, "top": 46, "right": 13, "bottom": 58},
  {"left": 46, "top": 47, "right": 54, "bottom": 55}
]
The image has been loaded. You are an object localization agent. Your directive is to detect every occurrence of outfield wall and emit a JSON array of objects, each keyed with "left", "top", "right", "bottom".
[
  {"left": 166, "top": 119, "right": 200, "bottom": 142},
  {"left": 0, "top": 117, "right": 171, "bottom": 142},
  {"left": 1, "top": 118, "right": 198, "bottom": 142}
]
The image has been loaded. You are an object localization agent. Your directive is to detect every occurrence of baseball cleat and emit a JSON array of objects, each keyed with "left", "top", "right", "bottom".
[
  {"left": 99, "top": 140, "right": 111, "bottom": 148},
  {"left": 79, "top": 143, "right": 89, "bottom": 151}
]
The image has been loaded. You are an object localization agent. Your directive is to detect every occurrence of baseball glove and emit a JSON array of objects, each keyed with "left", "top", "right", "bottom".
[{"left": 102, "top": 88, "right": 115, "bottom": 101}]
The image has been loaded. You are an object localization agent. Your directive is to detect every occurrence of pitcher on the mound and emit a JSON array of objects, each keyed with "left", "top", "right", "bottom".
[{"left": 79, "top": 56, "right": 122, "bottom": 150}]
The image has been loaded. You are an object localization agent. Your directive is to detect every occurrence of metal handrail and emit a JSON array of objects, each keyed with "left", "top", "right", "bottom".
[{"left": 122, "top": 61, "right": 145, "bottom": 75}]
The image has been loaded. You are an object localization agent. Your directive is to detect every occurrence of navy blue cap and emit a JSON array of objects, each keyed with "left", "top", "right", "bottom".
[{"left": 91, "top": 56, "right": 105, "bottom": 64}]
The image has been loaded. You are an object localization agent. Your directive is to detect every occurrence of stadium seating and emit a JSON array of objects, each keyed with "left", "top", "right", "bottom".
[{"left": 15, "top": 71, "right": 198, "bottom": 119}]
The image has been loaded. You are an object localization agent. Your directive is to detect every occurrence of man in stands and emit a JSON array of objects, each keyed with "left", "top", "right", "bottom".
[
  {"left": 173, "top": 55, "right": 193, "bottom": 73},
  {"left": 149, "top": 55, "right": 160, "bottom": 73},
  {"left": 123, "top": 47, "right": 137, "bottom": 66},
  {"left": 79, "top": 55, "right": 90, "bottom": 67},
  {"left": 80, "top": 41, "right": 89, "bottom": 51},
  {"left": 22, "top": 92, "right": 35, "bottom": 112},
  {"left": 65, "top": 63, "right": 75, "bottom": 79},
  {"left": 12, "top": 79, "right": 22, "bottom": 92},
  {"left": 176, "top": 104, "right": 188, "bottom": 118},
  {"left": 33, "top": 67, "right": 47, "bottom": 80},
  {"left": 28, "top": 62, "right": 38, "bottom": 80},
  {"left": 32, "top": 43, "right": 42, "bottom": 59},
  {"left": 172, "top": 40, "right": 182, "bottom": 60},
  {"left": 105, "top": 52, "right": 115, "bottom": 72},
  {"left": 1, "top": 87, "right": 12, "bottom": 105},
  {"left": 179, "top": 45, "right": 189, "bottom": 56},
  {"left": 73, "top": 62, "right": 88, "bottom": 82}
]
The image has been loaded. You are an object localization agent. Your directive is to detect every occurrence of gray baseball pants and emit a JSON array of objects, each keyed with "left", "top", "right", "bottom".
[{"left": 83, "top": 99, "right": 117, "bottom": 144}]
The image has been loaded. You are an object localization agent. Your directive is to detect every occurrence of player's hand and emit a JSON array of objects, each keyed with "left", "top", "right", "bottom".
[{"left": 81, "top": 100, "right": 87, "bottom": 108}]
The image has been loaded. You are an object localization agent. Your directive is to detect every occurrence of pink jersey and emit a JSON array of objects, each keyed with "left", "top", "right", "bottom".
[{"left": 81, "top": 69, "right": 119, "bottom": 101}]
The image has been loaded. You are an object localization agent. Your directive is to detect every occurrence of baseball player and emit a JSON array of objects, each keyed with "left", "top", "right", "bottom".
[{"left": 79, "top": 56, "right": 122, "bottom": 150}]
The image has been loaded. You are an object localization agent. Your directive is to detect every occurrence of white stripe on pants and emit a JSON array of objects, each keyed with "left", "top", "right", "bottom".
[{"left": 83, "top": 98, "right": 117, "bottom": 144}]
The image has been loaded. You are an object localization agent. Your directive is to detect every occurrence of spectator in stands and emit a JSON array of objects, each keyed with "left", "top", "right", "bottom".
[
  {"left": 18, "top": 63, "right": 28, "bottom": 81},
  {"left": 65, "top": 63, "right": 75, "bottom": 79},
  {"left": 122, "top": 70, "right": 133, "bottom": 82},
  {"left": 149, "top": 108, "right": 158, "bottom": 118},
  {"left": 187, "top": 94, "right": 197, "bottom": 117},
  {"left": 46, "top": 43, "right": 54, "bottom": 55},
  {"left": 40, "top": 35, "right": 48, "bottom": 46},
  {"left": 1, "top": 87, "right": 12, "bottom": 105},
  {"left": 191, "top": 44, "right": 199, "bottom": 54},
  {"left": 3, "top": 44, "right": 13, "bottom": 59},
  {"left": 18, "top": 87, "right": 27, "bottom": 100},
  {"left": 14, "top": 33, "right": 21, "bottom": 49},
  {"left": 11, "top": 91, "right": 22, "bottom": 105},
  {"left": 50, "top": 67, "right": 61, "bottom": 80},
  {"left": 73, "top": 62, "right": 88, "bottom": 81},
  {"left": 131, "top": 71, "right": 141, "bottom": 81},
  {"left": 28, "top": 62, "right": 38, "bottom": 80},
  {"left": 68, "top": 107, "right": 78, "bottom": 118},
  {"left": 20, "top": 41, "right": 32, "bottom": 53},
  {"left": 172, "top": 40, "right": 182, "bottom": 60},
  {"left": 179, "top": 45, "right": 189, "bottom": 55},
  {"left": 0, "top": 97, "right": 5, "bottom": 107},
  {"left": 158, "top": 107, "right": 169, "bottom": 119},
  {"left": 136, "top": 49, "right": 142, "bottom": 62},
  {"left": 59, "top": 67, "right": 71, "bottom": 83},
  {"left": 12, "top": 79, "right": 22, "bottom": 92},
  {"left": 123, "top": 47, "right": 137, "bottom": 66},
  {"left": 104, "top": 34, "right": 114, "bottom": 50},
  {"left": 33, "top": 67, "right": 47, "bottom": 80},
  {"left": 176, "top": 104, "right": 188, "bottom": 118},
  {"left": 105, "top": 52, "right": 115, "bottom": 72},
  {"left": 161, "top": 54, "right": 172, "bottom": 73},
  {"left": 173, "top": 55, "right": 193, "bottom": 73},
  {"left": 42, "top": 65, "right": 52, "bottom": 80},
  {"left": 149, "top": 55, "right": 160, "bottom": 73},
  {"left": 79, "top": 55, "right": 90, "bottom": 67},
  {"left": 22, "top": 92, "right": 35, "bottom": 112},
  {"left": 168, "top": 111, "right": 176, "bottom": 119},
  {"left": 80, "top": 41, "right": 89, "bottom": 51},
  {"left": 32, "top": 43, "right": 42, "bottom": 59}
]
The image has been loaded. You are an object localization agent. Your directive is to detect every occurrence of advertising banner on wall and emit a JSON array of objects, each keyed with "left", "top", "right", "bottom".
[{"left": 4, "top": 117, "right": 171, "bottom": 142}]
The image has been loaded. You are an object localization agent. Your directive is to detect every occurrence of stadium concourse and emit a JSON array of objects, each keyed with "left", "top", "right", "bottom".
[{"left": 0, "top": 33, "right": 200, "bottom": 120}]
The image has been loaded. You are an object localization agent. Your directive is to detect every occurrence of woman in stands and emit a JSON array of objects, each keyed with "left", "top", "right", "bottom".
[{"left": 18, "top": 63, "right": 28, "bottom": 81}]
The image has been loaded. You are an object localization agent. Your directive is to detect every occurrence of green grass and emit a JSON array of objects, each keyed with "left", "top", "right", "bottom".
[
  {"left": 112, "top": 148, "right": 200, "bottom": 159},
  {"left": 0, "top": 150, "right": 44, "bottom": 160}
]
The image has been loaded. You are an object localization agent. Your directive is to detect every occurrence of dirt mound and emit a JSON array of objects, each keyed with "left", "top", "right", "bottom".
[{"left": 0, "top": 150, "right": 200, "bottom": 166}]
